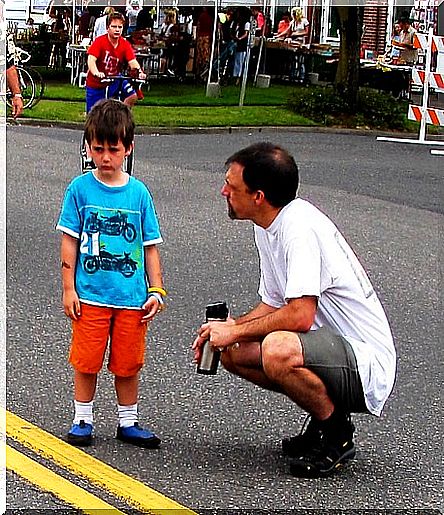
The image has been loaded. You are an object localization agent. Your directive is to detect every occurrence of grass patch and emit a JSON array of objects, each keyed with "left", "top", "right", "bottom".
[
  {"left": 42, "top": 80, "right": 297, "bottom": 106},
  {"left": 19, "top": 75, "right": 432, "bottom": 132},
  {"left": 22, "top": 100, "right": 314, "bottom": 127}
]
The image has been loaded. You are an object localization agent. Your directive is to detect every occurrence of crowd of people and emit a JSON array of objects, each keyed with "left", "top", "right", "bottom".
[{"left": 74, "top": 4, "right": 274, "bottom": 84}]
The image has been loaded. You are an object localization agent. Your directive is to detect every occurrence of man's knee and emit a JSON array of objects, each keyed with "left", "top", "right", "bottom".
[{"left": 261, "top": 331, "right": 303, "bottom": 379}]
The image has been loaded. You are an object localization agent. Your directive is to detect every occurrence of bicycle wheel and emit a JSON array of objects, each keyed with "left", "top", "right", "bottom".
[
  {"left": 13, "top": 67, "right": 35, "bottom": 109},
  {"left": 27, "top": 67, "right": 45, "bottom": 107}
]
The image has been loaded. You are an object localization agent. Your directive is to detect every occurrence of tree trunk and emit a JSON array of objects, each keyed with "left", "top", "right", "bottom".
[{"left": 335, "top": 6, "right": 364, "bottom": 112}]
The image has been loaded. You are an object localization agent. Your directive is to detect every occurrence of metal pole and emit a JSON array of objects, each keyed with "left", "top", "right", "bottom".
[
  {"left": 239, "top": 15, "right": 254, "bottom": 107},
  {"left": 206, "top": 0, "right": 218, "bottom": 91},
  {"left": 72, "top": 0, "right": 76, "bottom": 44},
  {"left": 418, "top": 27, "right": 434, "bottom": 143},
  {"left": 254, "top": 0, "right": 267, "bottom": 84}
]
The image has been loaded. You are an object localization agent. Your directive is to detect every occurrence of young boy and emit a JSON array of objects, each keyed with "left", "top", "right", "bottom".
[{"left": 57, "top": 99, "right": 165, "bottom": 448}]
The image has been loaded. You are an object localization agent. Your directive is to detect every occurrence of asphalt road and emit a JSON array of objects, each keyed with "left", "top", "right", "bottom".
[{"left": 6, "top": 125, "right": 443, "bottom": 512}]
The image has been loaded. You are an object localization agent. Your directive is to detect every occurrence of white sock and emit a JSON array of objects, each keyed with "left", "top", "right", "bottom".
[
  {"left": 118, "top": 403, "right": 138, "bottom": 428},
  {"left": 73, "top": 400, "right": 94, "bottom": 425}
]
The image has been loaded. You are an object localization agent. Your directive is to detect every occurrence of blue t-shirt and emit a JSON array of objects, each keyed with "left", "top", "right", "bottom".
[{"left": 56, "top": 172, "right": 162, "bottom": 309}]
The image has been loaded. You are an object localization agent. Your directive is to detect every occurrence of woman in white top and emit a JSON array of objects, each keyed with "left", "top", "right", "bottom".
[{"left": 275, "top": 7, "right": 309, "bottom": 44}]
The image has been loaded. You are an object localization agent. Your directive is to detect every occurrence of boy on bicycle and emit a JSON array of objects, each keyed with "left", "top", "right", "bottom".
[
  {"left": 86, "top": 12, "right": 146, "bottom": 113},
  {"left": 57, "top": 99, "right": 165, "bottom": 448}
]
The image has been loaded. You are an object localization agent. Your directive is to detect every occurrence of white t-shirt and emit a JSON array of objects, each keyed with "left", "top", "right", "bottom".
[
  {"left": 290, "top": 17, "right": 309, "bottom": 42},
  {"left": 254, "top": 198, "right": 396, "bottom": 416},
  {"left": 93, "top": 15, "right": 108, "bottom": 40}
]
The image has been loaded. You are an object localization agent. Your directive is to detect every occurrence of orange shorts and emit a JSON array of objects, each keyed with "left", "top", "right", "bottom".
[{"left": 69, "top": 303, "right": 148, "bottom": 377}]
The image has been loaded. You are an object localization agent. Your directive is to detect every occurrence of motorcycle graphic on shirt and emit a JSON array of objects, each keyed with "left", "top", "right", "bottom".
[
  {"left": 84, "top": 248, "right": 137, "bottom": 277},
  {"left": 80, "top": 208, "right": 140, "bottom": 278},
  {"left": 85, "top": 211, "right": 136, "bottom": 242}
]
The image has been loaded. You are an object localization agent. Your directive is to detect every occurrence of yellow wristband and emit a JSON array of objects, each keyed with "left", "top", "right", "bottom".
[{"left": 148, "top": 286, "right": 167, "bottom": 297}]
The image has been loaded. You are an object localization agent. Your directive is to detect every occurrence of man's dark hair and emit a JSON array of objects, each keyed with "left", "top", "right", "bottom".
[
  {"left": 225, "top": 142, "right": 299, "bottom": 208},
  {"left": 84, "top": 99, "right": 134, "bottom": 150},
  {"left": 106, "top": 11, "right": 125, "bottom": 28}
]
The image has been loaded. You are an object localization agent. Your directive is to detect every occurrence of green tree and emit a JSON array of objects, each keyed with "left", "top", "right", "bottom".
[{"left": 335, "top": 6, "right": 365, "bottom": 112}]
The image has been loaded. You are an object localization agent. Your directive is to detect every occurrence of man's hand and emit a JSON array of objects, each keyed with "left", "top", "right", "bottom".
[
  {"left": 192, "top": 318, "right": 236, "bottom": 363},
  {"left": 95, "top": 71, "right": 106, "bottom": 79},
  {"left": 11, "top": 95, "right": 24, "bottom": 118},
  {"left": 63, "top": 290, "right": 81, "bottom": 320}
]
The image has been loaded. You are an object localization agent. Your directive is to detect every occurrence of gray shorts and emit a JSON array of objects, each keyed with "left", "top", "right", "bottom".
[{"left": 299, "top": 327, "right": 368, "bottom": 413}]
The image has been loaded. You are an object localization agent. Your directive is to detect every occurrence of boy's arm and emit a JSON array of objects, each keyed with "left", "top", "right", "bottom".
[
  {"left": 87, "top": 54, "right": 105, "bottom": 78},
  {"left": 141, "top": 244, "right": 164, "bottom": 322},
  {"left": 61, "top": 233, "right": 81, "bottom": 320}
]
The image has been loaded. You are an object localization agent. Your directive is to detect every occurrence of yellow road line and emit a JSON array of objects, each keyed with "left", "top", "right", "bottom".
[
  {"left": 7, "top": 411, "right": 197, "bottom": 515},
  {"left": 7, "top": 445, "right": 126, "bottom": 514}
]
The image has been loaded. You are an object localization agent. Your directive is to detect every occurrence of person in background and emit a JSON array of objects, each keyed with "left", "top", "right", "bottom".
[
  {"left": 86, "top": 12, "right": 146, "bottom": 112},
  {"left": 388, "top": 22, "right": 401, "bottom": 63},
  {"left": 136, "top": 6, "right": 154, "bottom": 31},
  {"left": 276, "top": 12, "right": 291, "bottom": 37},
  {"left": 250, "top": 6, "right": 265, "bottom": 36},
  {"left": 126, "top": 0, "right": 140, "bottom": 35},
  {"left": 276, "top": 7, "right": 309, "bottom": 43},
  {"left": 193, "top": 142, "right": 396, "bottom": 478},
  {"left": 232, "top": 8, "right": 251, "bottom": 86},
  {"left": 217, "top": 8, "right": 236, "bottom": 80},
  {"left": 196, "top": 7, "right": 214, "bottom": 78},
  {"left": 159, "top": 11, "right": 178, "bottom": 76},
  {"left": 5, "top": 35, "right": 24, "bottom": 118},
  {"left": 174, "top": 8, "right": 194, "bottom": 81},
  {"left": 93, "top": 6, "right": 114, "bottom": 40},
  {"left": 396, "top": 15, "right": 418, "bottom": 65},
  {"left": 77, "top": 7, "right": 92, "bottom": 42}
]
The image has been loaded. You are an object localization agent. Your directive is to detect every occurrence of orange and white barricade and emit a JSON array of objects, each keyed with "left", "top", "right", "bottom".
[{"left": 377, "top": 28, "right": 444, "bottom": 153}]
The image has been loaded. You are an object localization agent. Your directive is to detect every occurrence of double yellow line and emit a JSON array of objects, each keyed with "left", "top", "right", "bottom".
[{"left": 6, "top": 411, "right": 198, "bottom": 514}]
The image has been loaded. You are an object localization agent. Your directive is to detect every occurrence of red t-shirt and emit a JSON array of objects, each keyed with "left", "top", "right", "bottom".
[{"left": 86, "top": 34, "right": 136, "bottom": 89}]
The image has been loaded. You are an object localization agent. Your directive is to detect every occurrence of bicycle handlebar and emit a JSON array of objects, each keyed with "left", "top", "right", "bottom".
[{"left": 100, "top": 75, "right": 148, "bottom": 84}]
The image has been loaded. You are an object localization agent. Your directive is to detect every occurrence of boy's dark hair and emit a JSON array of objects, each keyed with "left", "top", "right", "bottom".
[
  {"left": 84, "top": 99, "right": 135, "bottom": 150},
  {"left": 226, "top": 142, "right": 299, "bottom": 208},
  {"left": 106, "top": 12, "right": 125, "bottom": 28}
]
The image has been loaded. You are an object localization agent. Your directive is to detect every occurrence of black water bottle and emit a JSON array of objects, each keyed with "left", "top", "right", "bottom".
[{"left": 197, "top": 301, "right": 229, "bottom": 375}]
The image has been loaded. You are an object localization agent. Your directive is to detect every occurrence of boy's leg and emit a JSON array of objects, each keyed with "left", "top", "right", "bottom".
[
  {"left": 115, "top": 373, "right": 161, "bottom": 448},
  {"left": 74, "top": 370, "right": 98, "bottom": 402},
  {"left": 110, "top": 309, "right": 160, "bottom": 448},
  {"left": 67, "top": 304, "right": 112, "bottom": 446},
  {"left": 115, "top": 373, "right": 138, "bottom": 405},
  {"left": 85, "top": 86, "right": 105, "bottom": 113}
]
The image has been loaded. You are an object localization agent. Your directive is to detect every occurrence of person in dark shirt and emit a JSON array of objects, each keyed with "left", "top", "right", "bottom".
[{"left": 136, "top": 7, "right": 154, "bottom": 30}]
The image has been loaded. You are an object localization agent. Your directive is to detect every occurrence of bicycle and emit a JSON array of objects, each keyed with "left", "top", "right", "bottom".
[
  {"left": 80, "top": 74, "right": 149, "bottom": 176},
  {"left": 1, "top": 35, "right": 45, "bottom": 110}
]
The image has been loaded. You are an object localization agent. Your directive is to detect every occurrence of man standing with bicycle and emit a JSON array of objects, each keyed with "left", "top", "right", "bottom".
[
  {"left": 5, "top": 33, "right": 24, "bottom": 118},
  {"left": 86, "top": 11, "right": 146, "bottom": 113}
]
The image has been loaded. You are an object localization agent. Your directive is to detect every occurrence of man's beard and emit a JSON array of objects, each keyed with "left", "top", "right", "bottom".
[{"left": 227, "top": 201, "right": 237, "bottom": 220}]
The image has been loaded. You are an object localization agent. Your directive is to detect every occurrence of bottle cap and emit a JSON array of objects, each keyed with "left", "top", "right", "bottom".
[{"left": 206, "top": 301, "right": 228, "bottom": 320}]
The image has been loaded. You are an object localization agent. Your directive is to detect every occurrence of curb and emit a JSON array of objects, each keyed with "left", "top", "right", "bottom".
[{"left": 12, "top": 117, "right": 443, "bottom": 140}]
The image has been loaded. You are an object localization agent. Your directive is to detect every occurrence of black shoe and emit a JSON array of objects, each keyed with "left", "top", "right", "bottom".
[
  {"left": 116, "top": 422, "right": 161, "bottom": 449},
  {"left": 289, "top": 436, "right": 355, "bottom": 477},
  {"left": 289, "top": 415, "right": 356, "bottom": 478},
  {"left": 282, "top": 416, "right": 323, "bottom": 457},
  {"left": 66, "top": 420, "right": 93, "bottom": 447}
]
